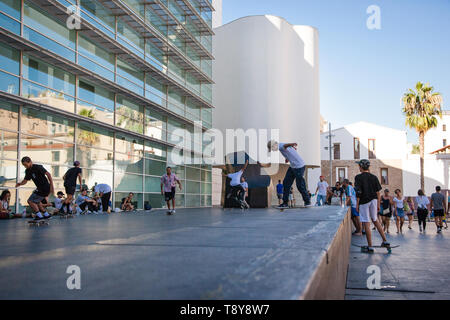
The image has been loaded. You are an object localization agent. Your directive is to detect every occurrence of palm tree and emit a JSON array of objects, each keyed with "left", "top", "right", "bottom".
[{"left": 402, "top": 82, "right": 443, "bottom": 190}]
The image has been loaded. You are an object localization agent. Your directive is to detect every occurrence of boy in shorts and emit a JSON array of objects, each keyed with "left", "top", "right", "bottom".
[
  {"left": 354, "top": 160, "right": 390, "bottom": 253},
  {"left": 161, "top": 167, "right": 183, "bottom": 215},
  {"left": 431, "top": 186, "right": 446, "bottom": 233},
  {"left": 15, "top": 157, "right": 54, "bottom": 221}
]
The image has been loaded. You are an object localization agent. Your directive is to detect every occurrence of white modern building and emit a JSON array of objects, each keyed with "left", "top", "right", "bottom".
[
  {"left": 425, "top": 110, "right": 450, "bottom": 154},
  {"left": 320, "top": 120, "right": 450, "bottom": 197},
  {"left": 212, "top": 15, "right": 321, "bottom": 205},
  {"left": 320, "top": 122, "right": 407, "bottom": 193}
]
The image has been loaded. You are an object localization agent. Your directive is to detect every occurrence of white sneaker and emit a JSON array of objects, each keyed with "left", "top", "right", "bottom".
[{"left": 171, "top": 210, "right": 176, "bottom": 214}]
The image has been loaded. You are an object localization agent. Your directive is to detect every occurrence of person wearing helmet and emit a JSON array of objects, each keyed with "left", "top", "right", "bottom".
[
  {"left": 260, "top": 140, "right": 311, "bottom": 209},
  {"left": 354, "top": 159, "right": 390, "bottom": 253}
]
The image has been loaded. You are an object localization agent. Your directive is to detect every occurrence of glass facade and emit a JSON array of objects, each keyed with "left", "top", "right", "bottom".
[{"left": 0, "top": 0, "right": 214, "bottom": 211}]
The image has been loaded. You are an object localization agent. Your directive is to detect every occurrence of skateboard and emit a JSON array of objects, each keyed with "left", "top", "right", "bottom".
[
  {"left": 60, "top": 214, "right": 75, "bottom": 219},
  {"left": 352, "top": 243, "right": 399, "bottom": 254},
  {"left": 28, "top": 219, "right": 50, "bottom": 226},
  {"left": 277, "top": 206, "right": 308, "bottom": 212}
]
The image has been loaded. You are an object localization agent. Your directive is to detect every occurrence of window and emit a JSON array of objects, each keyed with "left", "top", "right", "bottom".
[
  {"left": 443, "top": 125, "right": 447, "bottom": 132},
  {"left": 52, "top": 151, "right": 60, "bottom": 162},
  {"left": 337, "top": 168, "right": 346, "bottom": 183},
  {"left": 444, "top": 139, "right": 448, "bottom": 147},
  {"left": 380, "top": 168, "right": 389, "bottom": 185},
  {"left": 368, "top": 139, "right": 376, "bottom": 159},
  {"left": 353, "top": 138, "right": 360, "bottom": 160},
  {"left": 333, "top": 143, "right": 341, "bottom": 160}
]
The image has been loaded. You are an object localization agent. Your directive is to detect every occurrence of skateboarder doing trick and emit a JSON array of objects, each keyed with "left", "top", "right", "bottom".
[
  {"left": 16, "top": 157, "right": 54, "bottom": 221},
  {"left": 261, "top": 141, "right": 311, "bottom": 209},
  {"left": 354, "top": 159, "right": 390, "bottom": 253}
]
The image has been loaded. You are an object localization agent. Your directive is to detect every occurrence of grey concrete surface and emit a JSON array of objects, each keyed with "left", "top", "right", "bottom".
[
  {"left": 0, "top": 206, "right": 347, "bottom": 300},
  {"left": 346, "top": 223, "right": 450, "bottom": 300}
]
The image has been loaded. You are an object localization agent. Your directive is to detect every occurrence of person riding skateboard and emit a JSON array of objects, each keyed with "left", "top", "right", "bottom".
[
  {"left": 354, "top": 159, "right": 390, "bottom": 253},
  {"left": 15, "top": 157, "right": 54, "bottom": 221}
]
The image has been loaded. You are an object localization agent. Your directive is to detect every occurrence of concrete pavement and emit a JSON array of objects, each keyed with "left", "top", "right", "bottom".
[
  {"left": 346, "top": 222, "right": 450, "bottom": 300},
  {"left": 0, "top": 206, "right": 348, "bottom": 300}
]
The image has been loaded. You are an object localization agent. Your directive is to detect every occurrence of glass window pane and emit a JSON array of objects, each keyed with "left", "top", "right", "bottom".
[
  {"left": 144, "top": 141, "right": 166, "bottom": 161},
  {"left": 0, "top": 130, "right": 18, "bottom": 160},
  {"left": 144, "top": 176, "right": 160, "bottom": 193},
  {"left": 114, "top": 192, "right": 143, "bottom": 210},
  {"left": 186, "top": 194, "right": 200, "bottom": 207},
  {"left": 23, "top": 55, "right": 76, "bottom": 96},
  {"left": 23, "top": 0, "right": 75, "bottom": 50},
  {"left": 115, "top": 133, "right": 144, "bottom": 157},
  {"left": 186, "top": 181, "right": 200, "bottom": 194},
  {"left": 116, "top": 96, "right": 144, "bottom": 134},
  {"left": 186, "top": 167, "right": 200, "bottom": 181},
  {"left": 115, "top": 153, "right": 143, "bottom": 175},
  {"left": 76, "top": 145, "right": 114, "bottom": 169},
  {"left": 0, "top": 159, "right": 17, "bottom": 188},
  {"left": 22, "top": 107, "right": 75, "bottom": 142},
  {"left": 21, "top": 135, "right": 74, "bottom": 166},
  {"left": 115, "top": 173, "right": 143, "bottom": 192},
  {"left": 0, "top": 102, "right": 18, "bottom": 131},
  {"left": 0, "top": 70, "right": 19, "bottom": 95},
  {"left": 0, "top": 41, "right": 20, "bottom": 75},
  {"left": 82, "top": 169, "right": 113, "bottom": 191},
  {"left": 144, "top": 158, "right": 166, "bottom": 177},
  {"left": 76, "top": 122, "right": 114, "bottom": 150},
  {"left": 144, "top": 193, "right": 164, "bottom": 209}
]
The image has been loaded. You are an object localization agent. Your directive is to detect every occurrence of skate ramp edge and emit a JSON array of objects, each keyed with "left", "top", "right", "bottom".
[{"left": 300, "top": 208, "right": 352, "bottom": 300}]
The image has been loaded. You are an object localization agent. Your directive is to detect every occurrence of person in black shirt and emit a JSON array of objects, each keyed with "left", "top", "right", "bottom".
[
  {"left": 62, "top": 161, "right": 82, "bottom": 214},
  {"left": 327, "top": 182, "right": 344, "bottom": 206},
  {"left": 354, "top": 159, "right": 389, "bottom": 253},
  {"left": 16, "top": 157, "right": 54, "bottom": 220}
]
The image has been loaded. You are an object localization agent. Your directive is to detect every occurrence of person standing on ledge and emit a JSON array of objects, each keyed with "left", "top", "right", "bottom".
[
  {"left": 354, "top": 159, "right": 390, "bottom": 253},
  {"left": 259, "top": 140, "right": 312, "bottom": 209},
  {"left": 315, "top": 176, "right": 329, "bottom": 207}
]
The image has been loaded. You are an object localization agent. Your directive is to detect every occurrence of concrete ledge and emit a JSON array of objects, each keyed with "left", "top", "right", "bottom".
[{"left": 301, "top": 209, "right": 351, "bottom": 300}]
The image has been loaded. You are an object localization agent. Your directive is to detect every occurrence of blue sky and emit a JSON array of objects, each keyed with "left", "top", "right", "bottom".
[{"left": 221, "top": 0, "right": 450, "bottom": 142}]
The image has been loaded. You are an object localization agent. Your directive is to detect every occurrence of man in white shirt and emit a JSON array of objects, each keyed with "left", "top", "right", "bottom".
[
  {"left": 315, "top": 176, "right": 329, "bottom": 207},
  {"left": 227, "top": 160, "right": 249, "bottom": 209},
  {"left": 261, "top": 141, "right": 311, "bottom": 209},
  {"left": 94, "top": 183, "right": 112, "bottom": 213}
]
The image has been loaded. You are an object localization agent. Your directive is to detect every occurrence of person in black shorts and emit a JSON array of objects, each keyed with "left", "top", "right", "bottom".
[
  {"left": 15, "top": 157, "right": 54, "bottom": 220},
  {"left": 380, "top": 189, "right": 393, "bottom": 234},
  {"left": 62, "top": 161, "right": 82, "bottom": 215},
  {"left": 431, "top": 186, "right": 446, "bottom": 233}
]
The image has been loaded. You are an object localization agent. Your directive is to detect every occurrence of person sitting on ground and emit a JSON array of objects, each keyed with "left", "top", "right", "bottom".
[
  {"left": 75, "top": 189, "right": 98, "bottom": 214},
  {"left": 53, "top": 191, "right": 66, "bottom": 215},
  {"left": 226, "top": 160, "right": 249, "bottom": 209},
  {"left": 343, "top": 179, "right": 362, "bottom": 236},
  {"left": 121, "top": 193, "right": 135, "bottom": 212},
  {"left": 0, "top": 190, "right": 21, "bottom": 219},
  {"left": 276, "top": 180, "right": 283, "bottom": 205}
]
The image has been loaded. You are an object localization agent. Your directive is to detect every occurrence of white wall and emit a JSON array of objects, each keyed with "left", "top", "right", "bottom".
[
  {"left": 212, "top": 0, "right": 222, "bottom": 28},
  {"left": 321, "top": 122, "right": 408, "bottom": 161},
  {"left": 213, "top": 15, "right": 321, "bottom": 167},
  {"left": 424, "top": 112, "right": 450, "bottom": 154},
  {"left": 403, "top": 154, "right": 450, "bottom": 196}
]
